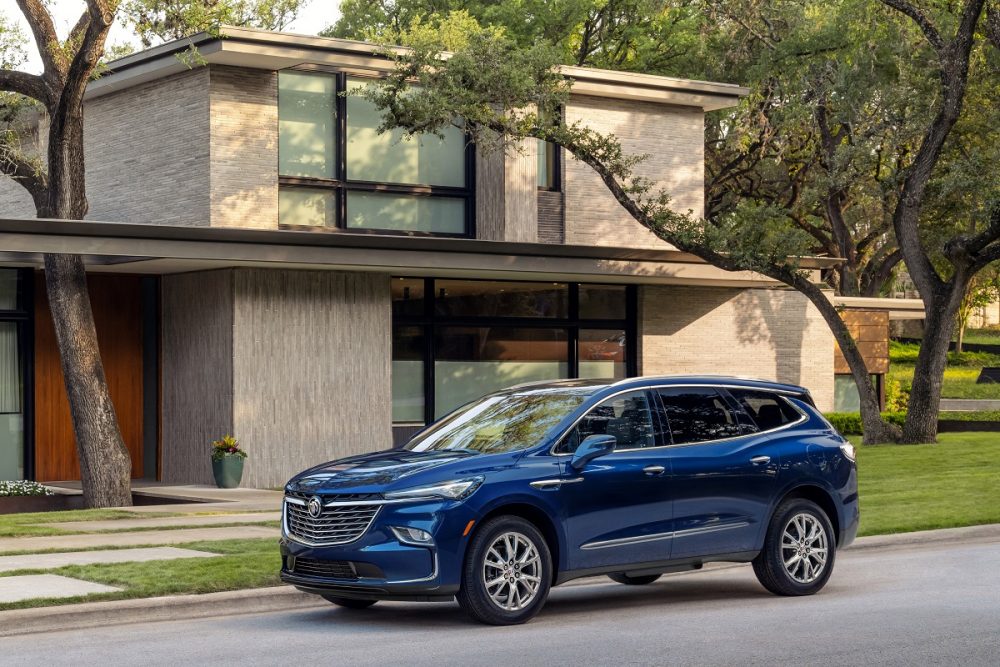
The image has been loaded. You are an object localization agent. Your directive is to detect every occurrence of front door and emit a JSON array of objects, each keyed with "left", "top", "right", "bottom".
[
  {"left": 556, "top": 390, "right": 674, "bottom": 570},
  {"left": 657, "top": 386, "right": 782, "bottom": 558}
]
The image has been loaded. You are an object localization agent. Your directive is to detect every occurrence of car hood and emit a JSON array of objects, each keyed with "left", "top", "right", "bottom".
[{"left": 286, "top": 448, "right": 489, "bottom": 495}]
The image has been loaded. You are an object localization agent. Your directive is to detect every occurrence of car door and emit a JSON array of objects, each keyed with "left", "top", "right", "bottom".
[
  {"left": 554, "top": 390, "right": 675, "bottom": 570},
  {"left": 658, "top": 386, "right": 783, "bottom": 559}
]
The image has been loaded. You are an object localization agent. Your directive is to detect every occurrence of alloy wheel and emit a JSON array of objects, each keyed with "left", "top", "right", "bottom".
[
  {"left": 780, "top": 512, "right": 829, "bottom": 584},
  {"left": 481, "top": 531, "right": 543, "bottom": 612}
]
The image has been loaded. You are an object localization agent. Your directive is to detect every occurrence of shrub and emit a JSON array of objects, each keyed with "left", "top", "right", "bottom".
[
  {"left": 823, "top": 412, "right": 906, "bottom": 436},
  {"left": 884, "top": 378, "right": 910, "bottom": 412},
  {"left": 0, "top": 481, "right": 54, "bottom": 497},
  {"left": 211, "top": 435, "right": 247, "bottom": 462}
]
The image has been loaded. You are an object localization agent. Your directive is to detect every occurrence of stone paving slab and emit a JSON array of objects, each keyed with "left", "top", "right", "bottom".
[
  {"left": 0, "top": 547, "right": 220, "bottom": 573},
  {"left": 0, "top": 575, "right": 121, "bottom": 603},
  {"left": 47, "top": 512, "right": 279, "bottom": 533},
  {"left": 0, "top": 525, "right": 279, "bottom": 555},
  {"left": 939, "top": 398, "right": 1000, "bottom": 411}
]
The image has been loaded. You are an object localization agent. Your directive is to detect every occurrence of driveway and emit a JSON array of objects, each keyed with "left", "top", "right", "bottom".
[{"left": 2, "top": 535, "right": 998, "bottom": 666}]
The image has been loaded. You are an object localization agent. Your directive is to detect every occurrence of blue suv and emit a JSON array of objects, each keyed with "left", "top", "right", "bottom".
[{"left": 280, "top": 376, "right": 859, "bottom": 625}]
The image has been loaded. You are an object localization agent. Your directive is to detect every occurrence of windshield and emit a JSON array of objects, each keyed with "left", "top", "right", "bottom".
[{"left": 404, "top": 389, "right": 591, "bottom": 454}]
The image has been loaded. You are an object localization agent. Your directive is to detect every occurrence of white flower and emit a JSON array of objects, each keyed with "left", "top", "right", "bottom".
[{"left": 0, "top": 481, "right": 55, "bottom": 497}]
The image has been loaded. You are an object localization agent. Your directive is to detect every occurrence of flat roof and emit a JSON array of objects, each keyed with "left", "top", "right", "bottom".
[
  {"left": 91, "top": 26, "right": 749, "bottom": 111},
  {"left": 0, "top": 217, "right": 835, "bottom": 287}
]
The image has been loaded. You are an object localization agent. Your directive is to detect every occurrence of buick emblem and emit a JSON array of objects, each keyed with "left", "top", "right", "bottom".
[{"left": 307, "top": 496, "right": 323, "bottom": 518}]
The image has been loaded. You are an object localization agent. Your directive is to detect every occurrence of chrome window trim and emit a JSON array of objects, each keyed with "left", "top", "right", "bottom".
[
  {"left": 549, "top": 383, "right": 810, "bottom": 457},
  {"left": 529, "top": 478, "right": 584, "bottom": 489},
  {"left": 283, "top": 496, "right": 435, "bottom": 508}
]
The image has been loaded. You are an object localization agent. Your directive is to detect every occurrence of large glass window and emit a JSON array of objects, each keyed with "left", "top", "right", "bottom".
[
  {"left": 0, "top": 270, "right": 26, "bottom": 480},
  {"left": 278, "top": 71, "right": 472, "bottom": 235},
  {"left": 391, "top": 279, "right": 636, "bottom": 426},
  {"left": 537, "top": 139, "right": 558, "bottom": 190}
]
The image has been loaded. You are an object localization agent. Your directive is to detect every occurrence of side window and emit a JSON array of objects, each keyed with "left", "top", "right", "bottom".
[
  {"left": 658, "top": 387, "right": 744, "bottom": 444},
  {"left": 728, "top": 389, "right": 802, "bottom": 432},
  {"left": 555, "top": 391, "right": 657, "bottom": 454}
]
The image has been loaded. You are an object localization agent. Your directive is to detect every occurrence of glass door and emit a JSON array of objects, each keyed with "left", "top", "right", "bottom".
[{"left": 0, "top": 270, "right": 27, "bottom": 481}]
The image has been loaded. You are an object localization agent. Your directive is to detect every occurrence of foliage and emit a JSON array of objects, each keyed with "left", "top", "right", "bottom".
[
  {"left": 211, "top": 434, "right": 246, "bottom": 461},
  {"left": 824, "top": 412, "right": 906, "bottom": 436},
  {"left": 889, "top": 340, "right": 1000, "bottom": 367},
  {"left": 938, "top": 410, "right": 1000, "bottom": 421},
  {"left": 0, "top": 481, "right": 53, "bottom": 497},
  {"left": 956, "top": 267, "right": 1000, "bottom": 351},
  {"left": 848, "top": 432, "right": 1000, "bottom": 536},
  {"left": 884, "top": 377, "right": 910, "bottom": 413},
  {"left": 120, "top": 0, "right": 310, "bottom": 47}
]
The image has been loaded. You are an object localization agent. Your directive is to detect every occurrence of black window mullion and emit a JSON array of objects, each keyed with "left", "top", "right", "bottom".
[
  {"left": 336, "top": 72, "right": 348, "bottom": 229},
  {"left": 626, "top": 285, "right": 638, "bottom": 377}
]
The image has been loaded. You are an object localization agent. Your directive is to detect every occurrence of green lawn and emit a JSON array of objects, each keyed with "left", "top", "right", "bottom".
[
  {"left": 956, "top": 328, "right": 1000, "bottom": 346},
  {"left": 0, "top": 538, "right": 281, "bottom": 611},
  {"left": 888, "top": 341, "right": 1000, "bottom": 400},
  {"left": 850, "top": 432, "right": 1000, "bottom": 536}
]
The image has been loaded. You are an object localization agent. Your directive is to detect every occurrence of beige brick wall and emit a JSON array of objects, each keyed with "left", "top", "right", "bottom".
[
  {"left": 209, "top": 66, "right": 279, "bottom": 229},
  {"left": 639, "top": 285, "right": 834, "bottom": 411},
  {"left": 564, "top": 95, "right": 704, "bottom": 249}
]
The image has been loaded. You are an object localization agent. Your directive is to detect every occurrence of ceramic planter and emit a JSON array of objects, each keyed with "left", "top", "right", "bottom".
[{"left": 212, "top": 455, "right": 245, "bottom": 489}]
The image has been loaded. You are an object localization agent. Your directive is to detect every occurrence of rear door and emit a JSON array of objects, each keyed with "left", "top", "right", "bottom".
[
  {"left": 555, "top": 390, "right": 675, "bottom": 570},
  {"left": 659, "top": 386, "right": 785, "bottom": 558}
]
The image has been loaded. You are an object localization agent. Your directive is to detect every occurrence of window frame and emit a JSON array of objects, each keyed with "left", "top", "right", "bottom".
[
  {"left": 278, "top": 69, "right": 476, "bottom": 237},
  {"left": 392, "top": 278, "right": 638, "bottom": 426},
  {"left": 552, "top": 389, "right": 664, "bottom": 454}
]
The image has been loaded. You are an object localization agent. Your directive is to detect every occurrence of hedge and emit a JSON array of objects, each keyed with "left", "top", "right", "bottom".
[{"left": 823, "top": 412, "right": 907, "bottom": 435}]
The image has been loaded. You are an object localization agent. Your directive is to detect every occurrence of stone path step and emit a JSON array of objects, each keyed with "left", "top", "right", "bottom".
[
  {"left": 940, "top": 398, "right": 1000, "bottom": 411},
  {"left": 0, "top": 575, "right": 120, "bottom": 604},
  {"left": 47, "top": 512, "right": 279, "bottom": 533},
  {"left": 0, "top": 526, "right": 279, "bottom": 555},
  {"left": 0, "top": 547, "right": 220, "bottom": 573}
]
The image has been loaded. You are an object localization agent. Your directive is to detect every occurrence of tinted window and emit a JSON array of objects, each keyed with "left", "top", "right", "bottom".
[
  {"left": 555, "top": 390, "right": 657, "bottom": 454},
  {"left": 729, "top": 389, "right": 802, "bottom": 432},
  {"left": 658, "top": 388, "right": 744, "bottom": 444}
]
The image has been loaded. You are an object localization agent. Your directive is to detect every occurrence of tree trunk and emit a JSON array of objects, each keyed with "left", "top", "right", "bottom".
[
  {"left": 901, "top": 284, "right": 964, "bottom": 443},
  {"left": 956, "top": 319, "right": 965, "bottom": 354},
  {"left": 42, "top": 254, "right": 133, "bottom": 507}
]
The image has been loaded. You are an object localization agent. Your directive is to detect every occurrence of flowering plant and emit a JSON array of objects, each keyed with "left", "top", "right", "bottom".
[
  {"left": 211, "top": 435, "right": 247, "bottom": 462},
  {"left": 0, "top": 480, "right": 54, "bottom": 497}
]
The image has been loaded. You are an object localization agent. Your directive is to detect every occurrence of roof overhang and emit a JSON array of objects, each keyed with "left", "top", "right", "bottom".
[
  {"left": 0, "top": 218, "right": 829, "bottom": 288},
  {"left": 833, "top": 295, "right": 926, "bottom": 320},
  {"left": 90, "top": 27, "right": 748, "bottom": 111}
]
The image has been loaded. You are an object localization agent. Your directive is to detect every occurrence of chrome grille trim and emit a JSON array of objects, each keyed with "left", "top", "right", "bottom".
[{"left": 283, "top": 498, "right": 381, "bottom": 547}]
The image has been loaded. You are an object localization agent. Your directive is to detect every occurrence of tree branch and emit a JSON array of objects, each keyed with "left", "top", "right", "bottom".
[
  {"left": 0, "top": 144, "right": 49, "bottom": 211},
  {"left": 0, "top": 70, "right": 51, "bottom": 105},
  {"left": 878, "top": 0, "right": 945, "bottom": 51},
  {"left": 15, "top": 0, "right": 63, "bottom": 78},
  {"left": 987, "top": 3, "right": 1000, "bottom": 50}
]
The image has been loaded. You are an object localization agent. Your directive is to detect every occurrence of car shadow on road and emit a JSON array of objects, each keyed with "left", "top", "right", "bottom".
[{"left": 281, "top": 570, "right": 776, "bottom": 631}]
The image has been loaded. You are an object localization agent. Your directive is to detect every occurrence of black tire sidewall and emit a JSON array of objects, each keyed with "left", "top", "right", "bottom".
[
  {"left": 458, "top": 516, "right": 553, "bottom": 625},
  {"left": 608, "top": 573, "right": 662, "bottom": 586},
  {"left": 757, "top": 498, "right": 836, "bottom": 595}
]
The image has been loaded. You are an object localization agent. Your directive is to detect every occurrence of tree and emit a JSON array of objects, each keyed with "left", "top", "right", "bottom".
[
  {"left": 955, "top": 268, "right": 1000, "bottom": 353},
  {"left": 1, "top": 0, "right": 133, "bottom": 507},
  {"left": 121, "top": 0, "right": 310, "bottom": 48}
]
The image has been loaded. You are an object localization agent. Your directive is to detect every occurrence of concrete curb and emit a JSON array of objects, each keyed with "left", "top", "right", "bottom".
[
  {"left": 0, "top": 586, "right": 325, "bottom": 638},
  {"left": 1, "top": 523, "right": 997, "bottom": 638}
]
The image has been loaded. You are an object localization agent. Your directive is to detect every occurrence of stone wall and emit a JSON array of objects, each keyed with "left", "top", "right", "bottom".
[{"left": 639, "top": 285, "right": 835, "bottom": 411}]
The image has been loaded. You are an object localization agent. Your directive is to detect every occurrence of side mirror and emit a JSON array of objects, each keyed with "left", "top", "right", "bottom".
[{"left": 570, "top": 434, "right": 616, "bottom": 471}]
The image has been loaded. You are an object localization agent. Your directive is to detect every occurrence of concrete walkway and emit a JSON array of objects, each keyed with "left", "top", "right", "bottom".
[
  {"left": 44, "top": 482, "right": 284, "bottom": 514},
  {"left": 940, "top": 398, "right": 1000, "bottom": 411},
  {"left": 0, "top": 575, "right": 120, "bottom": 604},
  {"left": 0, "top": 525, "right": 279, "bottom": 554},
  {"left": 47, "top": 512, "right": 278, "bottom": 533},
  {"left": 0, "top": 547, "right": 219, "bottom": 572}
]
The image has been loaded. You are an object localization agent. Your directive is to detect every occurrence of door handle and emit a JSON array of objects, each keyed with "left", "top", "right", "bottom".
[
  {"left": 643, "top": 465, "right": 666, "bottom": 476},
  {"left": 750, "top": 455, "right": 771, "bottom": 466}
]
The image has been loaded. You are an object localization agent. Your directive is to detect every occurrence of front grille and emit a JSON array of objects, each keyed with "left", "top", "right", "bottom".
[
  {"left": 292, "top": 557, "right": 358, "bottom": 579},
  {"left": 285, "top": 491, "right": 383, "bottom": 502},
  {"left": 284, "top": 497, "right": 380, "bottom": 546}
]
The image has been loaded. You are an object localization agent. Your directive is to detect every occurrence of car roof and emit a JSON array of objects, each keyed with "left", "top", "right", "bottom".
[{"left": 506, "top": 375, "right": 811, "bottom": 396}]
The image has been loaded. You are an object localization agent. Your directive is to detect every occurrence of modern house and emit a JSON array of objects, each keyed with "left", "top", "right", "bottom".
[{"left": 0, "top": 27, "right": 838, "bottom": 488}]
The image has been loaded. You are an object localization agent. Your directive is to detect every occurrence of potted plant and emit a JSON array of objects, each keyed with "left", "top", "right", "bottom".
[{"left": 211, "top": 435, "right": 246, "bottom": 488}]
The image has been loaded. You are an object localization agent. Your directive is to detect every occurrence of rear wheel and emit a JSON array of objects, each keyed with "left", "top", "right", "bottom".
[
  {"left": 753, "top": 498, "right": 836, "bottom": 596},
  {"left": 456, "top": 515, "right": 552, "bottom": 625},
  {"left": 608, "top": 573, "right": 661, "bottom": 586},
  {"left": 322, "top": 596, "right": 377, "bottom": 609}
]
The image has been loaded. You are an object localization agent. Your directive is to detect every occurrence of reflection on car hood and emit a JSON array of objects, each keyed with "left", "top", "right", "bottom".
[{"left": 287, "top": 449, "right": 477, "bottom": 493}]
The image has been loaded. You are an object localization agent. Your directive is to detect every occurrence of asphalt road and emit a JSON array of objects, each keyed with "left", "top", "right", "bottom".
[{"left": 3, "top": 537, "right": 999, "bottom": 666}]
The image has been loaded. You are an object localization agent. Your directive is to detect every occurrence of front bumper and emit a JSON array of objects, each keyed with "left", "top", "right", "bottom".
[{"left": 279, "top": 497, "right": 475, "bottom": 601}]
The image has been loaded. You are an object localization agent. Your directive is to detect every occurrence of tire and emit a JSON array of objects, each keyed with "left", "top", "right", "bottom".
[
  {"left": 322, "top": 596, "right": 378, "bottom": 609},
  {"left": 753, "top": 498, "right": 836, "bottom": 596},
  {"left": 608, "top": 573, "right": 662, "bottom": 586},
  {"left": 456, "top": 515, "right": 553, "bottom": 625}
]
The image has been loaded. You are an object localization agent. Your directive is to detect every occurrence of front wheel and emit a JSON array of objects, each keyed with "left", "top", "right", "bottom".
[
  {"left": 322, "top": 596, "right": 377, "bottom": 609},
  {"left": 608, "top": 573, "right": 661, "bottom": 586},
  {"left": 456, "top": 516, "right": 552, "bottom": 625},
  {"left": 753, "top": 498, "right": 836, "bottom": 596}
]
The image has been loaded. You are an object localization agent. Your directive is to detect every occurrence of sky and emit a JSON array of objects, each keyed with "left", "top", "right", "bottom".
[{"left": 7, "top": 0, "right": 341, "bottom": 74}]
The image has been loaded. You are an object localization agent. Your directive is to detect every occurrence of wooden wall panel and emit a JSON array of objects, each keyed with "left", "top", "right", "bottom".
[
  {"left": 34, "top": 275, "right": 145, "bottom": 481},
  {"left": 833, "top": 309, "right": 890, "bottom": 374}
]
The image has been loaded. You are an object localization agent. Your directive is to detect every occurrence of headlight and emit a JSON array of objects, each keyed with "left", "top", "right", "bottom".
[
  {"left": 840, "top": 443, "right": 856, "bottom": 462},
  {"left": 384, "top": 477, "right": 484, "bottom": 501}
]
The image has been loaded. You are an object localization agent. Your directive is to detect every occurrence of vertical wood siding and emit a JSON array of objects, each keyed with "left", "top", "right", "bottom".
[
  {"left": 161, "top": 270, "right": 234, "bottom": 485},
  {"left": 232, "top": 269, "right": 392, "bottom": 488}
]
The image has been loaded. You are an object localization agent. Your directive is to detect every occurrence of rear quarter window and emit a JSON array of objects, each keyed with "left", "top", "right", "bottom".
[{"left": 728, "top": 389, "right": 803, "bottom": 432}]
